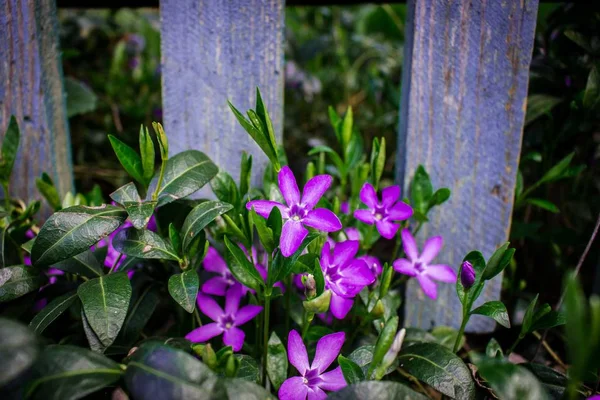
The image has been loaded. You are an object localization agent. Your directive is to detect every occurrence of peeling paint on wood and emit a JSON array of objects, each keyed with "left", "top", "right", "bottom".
[
  {"left": 160, "top": 0, "right": 285, "bottom": 196},
  {"left": 397, "top": 0, "right": 538, "bottom": 332},
  {"left": 0, "top": 0, "right": 73, "bottom": 213}
]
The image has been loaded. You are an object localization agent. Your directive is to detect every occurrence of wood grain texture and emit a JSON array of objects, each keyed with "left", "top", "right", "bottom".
[
  {"left": 160, "top": 0, "right": 284, "bottom": 195},
  {"left": 397, "top": 0, "right": 538, "bottom": 332},
  {"left": 0, "top": 0, "right": 73, "bottom": 208}
]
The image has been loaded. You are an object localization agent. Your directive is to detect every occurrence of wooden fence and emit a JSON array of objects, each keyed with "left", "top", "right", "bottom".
[{"left": 0, "top": 0, "right": 539, "bottom": 332}]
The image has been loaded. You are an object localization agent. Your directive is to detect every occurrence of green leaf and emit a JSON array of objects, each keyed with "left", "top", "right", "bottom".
[
  {"left": 526, "top": 198, "right": 559, "bottom": 213},
  {"left": 151, "top": 122, "right": 169, "bottom": 160},
  {"left": 82, "top": 308, "right": 106, "bottom": 353},
  {"left": 267, "top": 332, "right": 287, "bottom": 390},
  {"left": 36, "top": 173, "right": 61, "bottom": 211},
  {"left": 470, "top": 301, "right": 511, "bottom": 328},
  {"left": 210, "top": 170, "right": 240, "bottom": 207},
  {"left": 118, "top": 284, "right": 160, "bottom": 346},
  {"left": 0, "top": 317, "right": 38, "bottom": 387},
  {"left": 124, "top": 200, "right": 157, "bottom": 229},
  {"left": 235, "top": 354, "right": 259, "bottom": 383},
  {"left": 307, "top": 145, "right": 345, "bottom": 174},
  {"left": 583, "top": 66, "right": 599, "bottom": 109},
  {"left": 348, "top": 346, "right": 395, "bottom": 379},
  {"left": 428, "top": 188, "right": 451, "bottom": 209},
  {"left": 110, "top": 182, "right": 141, "bottom": 204},
  {"left": 255, "top": 88, "right": 279, "bottom": 167},
  {"left": 267, "top": 206, "right": 282, "bottom": 248},
  {"left": 525, "top": 94, "right": 562, "bottom": 125},
  {"left": 77, "top": 272, "right": 132, "bottom": 347},
  {"left": 0, "top": 265, "right": 46, "bottom": 302},
  {"left": 251, "top": 207, "right": 275, "bottom": 253},
  {"left": 29, "top": 291, "right": 78, "bottom": 334},
  {"left": 53, "top": 250, "right": 104, "bottom": 278},
  {"left": 430, "top": 326, "right": 463, "bottom": 350},
  {"left": 64, "top": 77, "right": 97, "bottom": 118},
  {"left": 485, "top": 338, "right": 504, "bottom": 359},
  {"left": 538, "top": 152, "right": 575, "bottom": 185},
  {"left": 521, "top": 294, "right": 539, "bottom": 336},
  {"left": 156, "top": 150, "right": 218, "bottom": 207},
  {"left": 398, "top": 342, "right": 475, "bottom": 399},
  {"left": 168, "top": 270, "right": 199, "bottom": 313},
  {"left": 169, "top": 223, "right": 182, "bottom": 255},
  {"left": 25, "top": 345, "right": 122, "bottom": 400},
  {"left": 327, "top": 381, "right": 427, "bottom": 400},
  {"left": 410, "top": 165, "right": 433, "bottom": 214},
  {"left": 522, "top": 363, "right": 567, "bottom": 400},
  {"left": 369, "top": 137, "right": 386, "bottom": 190},
  {"left": 139, "top": 125, "right": 155, "bottom": 185},
  {"left": 338, "top": 355, "right": 364, "bottom": 385},
  {"left": 113, "top": 227, "right": 180, "bottom": 261},
  {"left": 269, "top": 233, "right": 320, "bottom": 286},
  {"left": 239, "top": 152, "right": 252, "bottom": 198},
  {"left": 0, "top": 116, "right": 20, "bottom": 182},
  {"left": 369, "top": 316, "right": 398, "bottom": 378},
  {"left": 181, "top": 201, "right": 233, "bottom": 252},
  {"left": 482, "top": 242, "right": 513, "bottom": 281},
  {"left": 223, "top": 236, "right": 263, "bottom": 292},
  {"left": 341, "top": 106, "right": 353, "bottom": 149},
  {"left": 475, "top": 357, "right": 548, "bottom": 400},
  {"left": 31, "top": 205, "right": 127, "bottom": 267},
  {"left": 529, "top": 310, "right": 566, "bottom": 332},
  {"left": 108, "top": 134, "right": 145, "bottom": 184}
]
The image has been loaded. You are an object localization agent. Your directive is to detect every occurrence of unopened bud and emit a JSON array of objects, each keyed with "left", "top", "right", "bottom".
[
  {"left": 303, "top": 289, "right": 331, "bottom": 314},
  {"left": 370, "top": 299, "right": 385, "bottom": 319},
  {"left": 224, "top": 354, "right": 240, "bottom": 378},
  {"left": 302, "top": 274, "right": 317, "bottom": 300},
  {"left": 377, "top": 328, "right": 406, "bottom": 379},
  {"left": 201, "top": 343, "right": 217, "bottom": 369},
  {"left": 460, "top": 261, "right": 476, "bottom": 288}
]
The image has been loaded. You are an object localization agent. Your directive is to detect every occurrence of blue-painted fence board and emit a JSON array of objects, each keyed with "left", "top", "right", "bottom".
[
  {"left": 397, "top": 0, "right": 539, "bottom": 332},
  {"left": 0, "top": 0, "right": 73, "bottom": 208},
  {"left": 160, "top": 0, "right": 285, "bottom": 194}
]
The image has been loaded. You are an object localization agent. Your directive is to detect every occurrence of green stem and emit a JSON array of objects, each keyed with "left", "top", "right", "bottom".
[
  {"left": 301, "top": 309, "right": 311, "bottom": 339},
  {"left": 2, "top": 182, "right": 10, "bottom": 210},
  {"left": 151, "top": 158, "right": 167, "bottom": 201},
  {"left": 193, "top": 307, "right": 203, "bottom": 328},
  {"left": 262, "top": 290, "right": 271, "bottom": 387},
  {"left": 506, "top": 334, "right": 523, "bottom": 356},
  {"left": 391, "top": 233, "right": 403, "bottom": 260},
  {"left": 453, "top": 291, "right": 470, "bottom": 353}
]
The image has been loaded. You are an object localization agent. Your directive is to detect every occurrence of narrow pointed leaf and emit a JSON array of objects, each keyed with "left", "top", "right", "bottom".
[
  {"left": 338, "top": 355, "right": 364, "bottom": 385},
  {"left": 139, "top": 125, "right": 155, "bottom": 185},
  {"left": 0, "top": 116, "right": 20, "bottom": 182},
  {"left": 0, "top": 265, "right": 46, "bottom": 302},
  {"left": 470, "top": 301, "right": 511, "bottom": 328},
  {"left": 36, "top": 174, "right": 61, "bottom": 211},
  {"left": 108, "top": 134, "right": 145, "bottom": 184},
  {"left": 181, "top": 201, "right": 233, "bottom": 251},
  {"left": 482, "top": 242, "right": 512, "bottom": 281},
  {"left": 113, "top": 227, "right": 179, "bottom": 261},
  {"left": 328, "top": 381, "right": 427, "bottom": 400},
  {"left": 53, "top": 250, "right": 104, "bottom": 278},
  {"left": 223, "top": 236, "right": 263, "bottom": 291},
  {"left": 110, "top": 182, "right": 141, "bottom": 204},
  {"left": 118, "top": 284, "right": 160, "bottom": 346},
  {"left": 168, "top": 270, "right": 199, "bottom": 313},
  {"left": 29, "top": 291, "right": 78, "bottom": 334}
]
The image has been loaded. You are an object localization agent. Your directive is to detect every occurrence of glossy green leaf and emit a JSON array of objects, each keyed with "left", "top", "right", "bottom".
[
  {"left": 25, "top": 345, "right": 122, "bottom": 400},
  {"left": 267, "top": 332, "right": 287, "bottom": 390},
  {"left": 430, "top": 326, "right": 463, "bottom": 350},
  {"left": 210, "top": 170, "right": 240, "bottom": 208},
  {"left": 583, "top": 66, "right": 599, "bottom": 109},
  {"left": 307, "top": 145, "right": 345, "bottom": 174},
  {"left": 182, "top": 201, "right": 233, "bottom": 251},
  {"left": 341, "top": 106, "right": 353, "bottom": 149},
  {"left": 368, "top": 316, "right": 398, "bottom": 378},
  {"left": 470, "top": 301, "right": 511, "bottom": 328},
  {"left": 525, "top": 94, "right": 562, "bottom": 125},
  {"left": 168, "top": 270, "right": 199, "bottom": 313},
  {"left": 522, "top": 363, "right": 567, "bottom": 400},
  {"left": 169, "top": 223, "right": 182, "bottom": 255},
  {"left": 327, "top": 381, "right": 427, "bottom": 400},
  {"left": 31, "top": 205, "right": 127, "bottom": 267},
  {"left": 118, "top": 284, "right": 160, "bottom": 346},
  {"left": 110, "top": 182, "right": 141, "bottom": 204},
  {"left": 428, "top": 188, "right": 451, "bottom": 209},
  {"left": 77, "top": 272, "right": 132, "bottom": 347},
  {"left": 0, "top": 317, "right": 38, "bottom": 387},
  {"left": 36, "top": 173, "right": 62, "bottom": 211},
  {"left": 398, "top": 342, "right": 475, "bottom": 399},
  {"left": 64, "top": 77, "right": 97, "bottom": 118},
  {"left": 235, "top": 354, "right": 259, "bottom": 383},
  {"left": 485, "top": 338, "right": 504, "bottom": 359},
  {"left": 267, "top": 206, "right": 282, "bottom": 248},
  {"left": 475, "top": 357, "right": 548, "bottom": 400},
  {"left": 255, "top": 88, "right": 279, "bottom": 167},
  {"left": 29, "top": 291, "right": 78, "bottom": 334},
  {"left": 53, "top": 250, "right": 104, "bottom": 278},
  {"left": 151, "top": 122, "right": 169, "bottom": 160},
  {"left": 139, "top": 125, "right": 155, "bottom": 185},
  {"left": 538, "top": 152, "right": 574, "bottom": 185},
  {"left": 239, "top": 152, "right": 252, "bottom": 198},
  {"left": 251, "top": 207, "right": 275, "bottom": 253},
  {"left": 338, "top": 355, "right": 364, "bottom": 385},
  {"left": 113, "top": 227, "right": 179, "bottom": 261},
  {"left": 0, "top": 265, "right": 46, "bottom": 302},
  {"left": 156, "top": 150, "right": 218, "bottom": 207},
  {"left": 348, "top": 345, "right": 395, "bottom": 378},
  {"left": 526, "top": 198, "right": 559, "bottom": 213},
  {"left": 529, "top": 310, "right": 566, "bottom": 332},
  {"left": 224, "top": 236, "right": 263, "bottom": 291},
  {"left": 482, "top": 242, "right": 513, "bottom": 281},
  {"left": 370, "top": 137, "right": 386, "bottom": 190},
  {"left": 123, "top": 200, "right": 156, "bottom": 229},
  {"left": 521, "top": 294, "right": 539, "bottom": 335},
  {"left": 108, "top": 134, "right": 145, "bottom": 184},
  {"left": 410, "top": 165, "right": 433, "bottom": 214},
  {"left": 82, "top": 309, "right": 106, "bottom": 353},
  {"left": 269, "top": 233, "right": 320, "bottom": 286},
  {"left": 0, "top": 116, "right": 20, "bottom": 182}
]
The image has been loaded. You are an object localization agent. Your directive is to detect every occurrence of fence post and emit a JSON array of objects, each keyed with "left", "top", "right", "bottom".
[
  {"left": 160, "top": 0, "right": 285, "bottom": 194},
  {"left": 397, "top": 0, "right": 539, "bottom": 332},
  {"left": 0, "top": 0, "right": 74, "bottom": 207}
]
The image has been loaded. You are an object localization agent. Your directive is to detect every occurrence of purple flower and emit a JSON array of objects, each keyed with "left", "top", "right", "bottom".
[
  {"left": 185, "top": 286, "right": 262, "bottom": 352},
  {"left": 354, "top": 183, "right": 413, "bottom": 239},
  {"left": 392, "top": 229, "right": 456, "bottom": 299},
  {"left": 360, "top": 255, "right": 382, "bottom": 277},
  {"left": 202, "top": 247, "right": 243, "bottom": 296},
  {"left": 340, "top": 201, "right": 350, "bottom": 214},
  {"left": 460, "top": 260, "right": 476, "bottom": 288},
  {"left": 279, "top": 330, "right": 347, "bottom": 400},
  {"left": 321, "top": 241, "right": 375, "bottom": 319},
  {"left": 247, "top": 166, "right": 342, "bottom": 257}
]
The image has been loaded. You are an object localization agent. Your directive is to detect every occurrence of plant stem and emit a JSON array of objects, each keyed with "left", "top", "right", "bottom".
[
  {"left": 193, "top": 307, "right": 203, "bottom": 328},
  {"left": 262, "top": 290, "right": 271, "bottom": 387},
  {"left": 391, "top": 233, "right": 403, "bottom": 260},
  {"left": 285, "top": 274, "right": 291, "bottom": 335},
  {"left": 301, "top": 309, "right": 311, "bottom": 339},
  {"left": 506, "top": 335, "right": 523, "bottom": 356},
  {"left": 151, "top": 158, "right": 167, "bottom": 201},
  {"left": 453, "top": 290, "right": 470, "bottom": 353}
]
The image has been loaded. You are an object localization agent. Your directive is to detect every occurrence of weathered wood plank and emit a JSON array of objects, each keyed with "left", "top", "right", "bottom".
[
  {"left": 0, "top": 0, "right": 73, "bottom": 208},
  {"left": 397, "top": 0, "right": 539, "bottom": 332},
  {"left": 160, "top": 0, "right": 284, "bottom": 194}
]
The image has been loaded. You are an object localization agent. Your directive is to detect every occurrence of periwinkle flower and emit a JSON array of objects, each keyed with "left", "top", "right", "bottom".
[
  {"left": 337, "top": 228, "right": 382, "bottom": 277},
  {"left": 185, "top": 286, "right": 262, "bottom": 352},
  {"left": 279, "top": 330, "right": 346, "bottom": 400},
  {"left": 460, "top": 260, "right": 476, "bottom": 288},
  {"left": 320, "top": 240, "right": 375, "bottom": 319},
  {"left": 392, "top": 229, "right": 457, "bottom": 299},
  {"left": 354, "top": 183, "right": 413, "bottom": 239},
  {"left": 247, "top": 166, "right": 342, "bottom": 257},
  {"left": 202, "top": 247, "right": 244, "bottom": 296}
]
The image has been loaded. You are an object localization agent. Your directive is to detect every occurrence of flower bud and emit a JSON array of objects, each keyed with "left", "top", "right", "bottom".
[
  {"left": 302, "top": 274, "right": 317, "bottom": 300},
  {"left": 303, "top": 289, "right": 331, "bottom": 314},
  {"left": 460, "top": 261, "right": 476, "bottom": 288},
  {"left": 369, "top": 299, "right": 385, "bottom": 319},
  {"left": 223, "top": 353, "right": 240, "bottom": 378},
  {"left": 201, "top": 343, "right": 217, "bottom": 369}
]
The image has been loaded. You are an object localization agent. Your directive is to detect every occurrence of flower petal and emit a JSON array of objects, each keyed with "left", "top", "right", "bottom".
[
  {"left": 329, "top": 293, "right": 354, "bottom": 319},
  {"left": 354, "top": 209, "right": 375, "bottom": 225},
  {"left": 223, "top": 327, "right": 245, "bottom": 352},
  {"left": 340, "top": 259, "right": 375, "bottom": 286},
  {"left": 393, "top": 259, "right": 417, "bottom": 277},
  {"left": 332, "top": 240, "right": 359, "bottom": 268},
  {"left": 301, "top": 175, "right": 332, "bottom": 209},
  {"left": 417, "top": 274, "right": 438, "bottom": 299},
  {"left": 303, "top": 209, "right": 342, "bottom": 232},
  {"left": 344, "top": 228, "right": 361, "bottom": 241},
  {"left": 401, "top": 229, "right": 419, "bottom": 261},
  {"left": 359, "top": 255, "right": 382, "bottom": 276},
  {"left": 202, "top": 247, "right": 227, "bottom": 273},
  {"left": 288, "top": 330, "right": 310, "bottom": 375},
  {"left": 311, "top": 331, "right": 346, "bottom": 373},
  {"left": 234, "top": 305, "right": 263, "bottom": 325},
  {"left": 387, "top": 202, "right": 413, "bottom": 221},
  {"left": 246, "top": 200, "right": 287, "bottom": 218},
  {"left": 359, "top": 182, "right": 378, "bottom": 208},
  {"left": 281, "top": 220, "right": 309, "bottom": 257},
  {"left": 420, "top": 236, "right": 443, "bottom": 264},
  {"left": 197, "top": 293, "right": 224, "bottom": 321},
  {"left": 319, "top": 366, "right": 347, "bottom": 391},
  {"left": 381, "top": 186, "right": 400, "bottom": 207},
  {"left": 307, "top": 387, "right": 327, "bottom": 400},
  {"left": 225, "top": 285, "right": 243, "bottom": 315},
  {"left": 185, "top": 322, "right": 222, "bottom": 343},
  {"left": 279, "top": 377, "right": 308, "bottom": 400},
  {"left": 375, "top": 220, "right": 399, "bottom": 239},
  {"left": 201, "top": 277, "right": 230, "bottom": 296},
  {"left": 279, "top": 166, "right": 301, "bottom": 207},
  {"left": 426, "top": 264, "right": 457, "bottom": 283}
]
